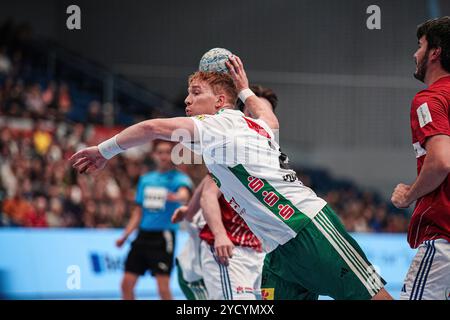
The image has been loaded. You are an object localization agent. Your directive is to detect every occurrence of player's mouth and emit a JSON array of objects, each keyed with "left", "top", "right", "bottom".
[{"left": 185, "top": 108, "right": 192, "bottom": 116}]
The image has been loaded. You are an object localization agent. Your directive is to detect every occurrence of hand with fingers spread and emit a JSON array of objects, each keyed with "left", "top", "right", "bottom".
[
  {"left": 69, "top": 146, "right": 107, "bottom": 174},
  {"left": 225, "top": 55, "right": 249, "bottom": 92},
  {"left": 214, "top": 232, "right": 235, "bottom": 266}
]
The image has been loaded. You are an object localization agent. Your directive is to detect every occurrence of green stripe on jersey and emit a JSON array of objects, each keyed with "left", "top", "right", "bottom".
[{"left": 229, "top": 164, "right": 310, "bottom": 233}]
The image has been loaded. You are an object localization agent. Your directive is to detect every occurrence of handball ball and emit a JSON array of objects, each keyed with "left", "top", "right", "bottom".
[{"left": 198, "top": 48, "right": 233, "bottom": 73}]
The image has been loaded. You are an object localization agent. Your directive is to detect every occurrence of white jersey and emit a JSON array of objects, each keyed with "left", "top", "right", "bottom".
[
  {"left": 176, "top": 211, "right": 205, "bottom": 283},
  {"left": 183, "top": 109, "right": 326, "bottom": 252}
]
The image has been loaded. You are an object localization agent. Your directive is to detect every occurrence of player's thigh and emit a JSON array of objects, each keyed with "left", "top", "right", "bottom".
[
  {"left": 261, "top": 259, "right": 318, "bottom": 300},
  {"left": 225, "top": 246, "right": 265, "bottom": 300},
  {"left": 124, "top": 242, "right": 148, "bottom": 276},
  {"left": 176, "top": 258, "right": 208, "bottom": 300},
  {"left": 200, "top": 241, "right": 232, "bottom": 300},
  {"left": 148, "top": 231, "right": 176, "bottom": 276},
  {"left": 200, "top": 241, "right": 264, "bottom": 300},
  {"left": 400, "top": 239, "right": 450, "bottom": 300},
  {"left": 268, "top": 205, "right": 385, "bottom": 299}
]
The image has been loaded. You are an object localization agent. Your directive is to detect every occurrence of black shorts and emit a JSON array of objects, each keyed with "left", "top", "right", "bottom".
[{"left": 125, "top": 230, "right": 176, "bottom": 276}]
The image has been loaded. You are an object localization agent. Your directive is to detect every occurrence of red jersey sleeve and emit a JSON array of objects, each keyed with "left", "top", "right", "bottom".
[{"left": 411, "top": 94, "right": 450, "bottom": 146}]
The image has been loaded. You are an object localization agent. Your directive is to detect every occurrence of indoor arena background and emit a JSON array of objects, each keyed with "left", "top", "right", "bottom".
[{"left": 0, "top": 0, "right": 448, "bottom": 299}]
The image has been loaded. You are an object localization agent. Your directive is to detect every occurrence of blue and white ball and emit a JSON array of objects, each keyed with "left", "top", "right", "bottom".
[{"left": 198, "top": 48, "right": 233, "bottom": 73}]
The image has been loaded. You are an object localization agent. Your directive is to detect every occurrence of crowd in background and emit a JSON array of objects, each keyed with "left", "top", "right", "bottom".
[
  {"left": 0, "top": 20, "right": 409, "bottom": 233},
  {"left": 0, "top": 114, "right": 408, "bottom": 232}
]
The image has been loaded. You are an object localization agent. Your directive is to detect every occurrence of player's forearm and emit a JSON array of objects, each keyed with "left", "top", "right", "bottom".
[
  {"left": 407, "top": 159, "right": 449, "bottom": 202},
  {"left": 175, "top": 187, "right": 191, "bottom": 205},
  {"left": 200, "top": 192, "right": 227, "bottom": 238},
  {"left": 184, "top": 178, "right": 206, "bottom": 220},
  {"left": 244, "top": 95, "right": 279, "bottom": 129}
]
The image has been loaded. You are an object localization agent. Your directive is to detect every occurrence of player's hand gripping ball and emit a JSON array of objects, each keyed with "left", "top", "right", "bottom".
[{"left": 198, "top": 48, "right": 233, "bottom": 73}]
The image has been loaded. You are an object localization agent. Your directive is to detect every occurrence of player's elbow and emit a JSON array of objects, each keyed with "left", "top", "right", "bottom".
[
  {"left": 199, "top": 191, "right": 210, "bottom": 208},
  {"left": 441, "top": 158, "right": 450, "bottom": 174},
  {"left": 139, "top": 119, "right": 158, "bottom": 139},
  {"left": 432, "top": 156, "right": 450, "bottom": 175}
]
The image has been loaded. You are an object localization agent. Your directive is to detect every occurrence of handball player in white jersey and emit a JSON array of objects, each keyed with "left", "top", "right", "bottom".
[
  {"left": 70, "top": 56, "right": 392, "bottom": 300},
  {"left": 173, "top": 85, "right": 278, "bottom": 300}
]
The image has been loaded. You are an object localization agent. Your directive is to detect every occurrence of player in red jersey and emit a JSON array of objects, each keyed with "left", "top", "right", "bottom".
[{"left": 391, "top": 16, "right": 450, "bottom": 300}]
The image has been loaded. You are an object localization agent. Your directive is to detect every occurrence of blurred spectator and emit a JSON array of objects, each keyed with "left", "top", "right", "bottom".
[
  {"left": 25, "top": 83, "right": 45, "bottom": 117},
  {"left": 46, "top": 197, "right": 64, "bottom": 227},
  {"left": 57, "top": 83, "right": 71, "bottom": 115},
  {"left": 0, "top": 25, "right": 410, "bottom": 232},
  {"left": 86, "top": 100, "right": 103, "bottom": 124},
  {"left": 24, "top": 195, "right": 48, "bottom": 228},
  {"left": 0, "top": 46, "right": 11, "bottom": 74}
]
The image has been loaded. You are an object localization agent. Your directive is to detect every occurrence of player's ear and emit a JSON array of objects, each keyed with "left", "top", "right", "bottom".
[
  {"left": 215, "top": 94, "right": 226, "bottom": 109},
  {"left": 430, "top": 47, "right": 442, "bottom": 62}
]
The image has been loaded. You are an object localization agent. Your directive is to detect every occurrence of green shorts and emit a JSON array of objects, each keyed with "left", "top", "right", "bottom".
[
  {"left": 175, "top": 259, "right": 208, "bottom": 300},
  {"left": 261, "top": 205, "right": 386, "bottom": 300}
]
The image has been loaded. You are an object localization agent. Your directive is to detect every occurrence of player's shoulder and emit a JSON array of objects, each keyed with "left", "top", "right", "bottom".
[
  {"left": 412, "top": 89, "right": 447, "bottom": 112},
  {"left": 193, "top": 109, "right": 244, "bottom": 131},
  {"left": 196, "top": 108, "right": 243, "bottom": 119},
  {"left": 169, "top": 170, "right": 193, "bottom": 188},
  {"left": 140, "top": 171, "right": 158, "bottom": 181},
  {"left": 171, "top": 169, "right": 190, "bottom": 180},
  {"left": 412, "top": 77, "right": 450, "bottom": 109}
]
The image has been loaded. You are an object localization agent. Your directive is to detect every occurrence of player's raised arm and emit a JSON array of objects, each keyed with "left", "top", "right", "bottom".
[
  {"left": 69, "top": 117, "right": 196, "bottom": 174},
  {"left": 226, "top": 55, "right": 279, "bottom": 130}
]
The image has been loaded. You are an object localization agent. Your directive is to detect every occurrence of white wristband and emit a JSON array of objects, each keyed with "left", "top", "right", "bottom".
[
  {"left": 98, "top": 135, "right": 125, "bottom": 159},
  {"left": 238, "top": 88, "right": 255, "bottom": 103}
]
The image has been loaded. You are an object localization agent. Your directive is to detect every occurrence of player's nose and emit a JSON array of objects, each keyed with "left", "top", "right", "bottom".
[{"left": 184, "top": 95, "right": 192, "bottom": 106}]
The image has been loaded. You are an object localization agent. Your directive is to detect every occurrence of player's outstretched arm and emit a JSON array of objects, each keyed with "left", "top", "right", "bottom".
[
  {"left": 70, "top": 117, "right": 196, "bottom": 174},
  {"left": 226, "top": 55, "right": 279, "bottom": 130}
]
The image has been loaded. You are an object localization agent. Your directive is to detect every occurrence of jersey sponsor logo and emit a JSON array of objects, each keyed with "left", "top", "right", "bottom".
[
  {"left": 230, "top": 164, "right": 310, "bottom": 231},
  {"left": 412, "top": 142, "right": 427, "bottom": 158},
  {"left": 236, "top": 286, "right": 258, "bottom": 295},
  {"left": 340, "top": 267, "right": 349, "bottom": 278},
  {"left": 228, "top": 197, "right": 241, "bottom": 212},
  {"left": 261, "top": 288, "right": 274, "bottom": 300},
  {"left": 417, "top": 102, "right": 433, "bottom": 128},
  {"left": 227, "top": 197, "right": 247, "bottom": 217},
  {"left": 248, "top": 177, "right": 264, "bottom": 193},
  {"left": 262, "top": 191, "right": 279, "bottom": 207},
  {"left": 283, "top": 172, "right": 297, "bottom": 182},
  {"left": 195, "top": 114, "right": 206, "bottom": 121},
  {"left": 278, "top": 204, "right": 295, "bottom": 220}
]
